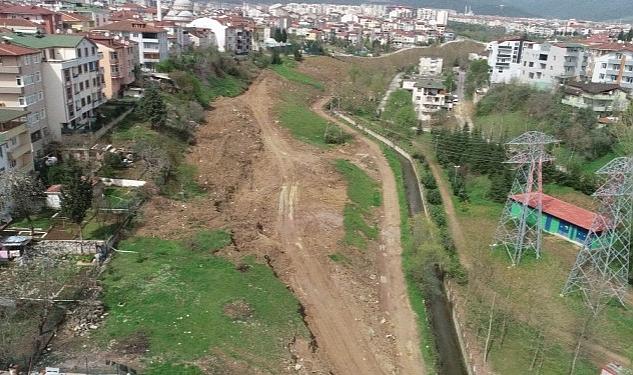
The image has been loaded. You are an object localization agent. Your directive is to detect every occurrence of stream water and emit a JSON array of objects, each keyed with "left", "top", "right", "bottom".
[{"left": 396, "top": 153, "right": 468, "bottom": 375}]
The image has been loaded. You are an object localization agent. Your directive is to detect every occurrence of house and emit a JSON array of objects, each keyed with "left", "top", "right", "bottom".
[
  {"left": 186, "top": 17, "right": 252, "bottom": 54},
  {"left": 0, "top": 109, "right": 32, "bottom": 172},
  {"left": 89, "top": 34, "right": 138, "bottom": 99},
  {"left": 0, "top": 42, "right": 48, "bottom": 159},
  {"left": 418, "top": 56, "right": 443, "bottom": 76},
  {"left": 0, "top": 235, "right": 31, "bottom": 261},
  {"left": 0, "top": 5, "right": 62, "bottom": 34},
  {"left": 0, "top": 18, "right": 44, "bottom": 34},
  {"left": 561, "top": 81, "right": 629, "bottom": 113},
  {"left": 510, "top": 192, "right": 600, "bottom": 245},
  {"left": 92, "top": 20, "right": 169, "bottom": 70},
  {"left": 411, "top": 77, "right": 447, "bottom": 121},
  {"left": 5, "top": 33, "right": 105, "bottom": 141},
  {"left": 45, "top": 184, "right": 62, "bottom": 209},
  {"left": 590, "top": 48, "right": 633, "bottom": 90},
  {"left": 60, "top": 12, "right": 93, "bottom": 33}
]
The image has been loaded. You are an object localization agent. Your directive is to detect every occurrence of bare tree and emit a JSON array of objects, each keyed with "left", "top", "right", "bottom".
[{"left": 0, "top": 171, "right": 45, "bottom": 234}]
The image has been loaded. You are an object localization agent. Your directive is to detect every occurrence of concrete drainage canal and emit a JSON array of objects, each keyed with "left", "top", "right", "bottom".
[{"left": 396, "top": 153, "right": 468, "bottom": 375}]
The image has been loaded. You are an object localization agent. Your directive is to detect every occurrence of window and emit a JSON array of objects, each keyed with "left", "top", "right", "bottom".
[
  {"left": 528, "top": 61, "right": 534, "bottom": 67},
  {"left": 30, "top": 130, "right": 42, "bottom": 142},
  {"left": 38, "top": 91, "right": 43, "bottom": 101},
  {"left": 91, "top": 46, "right": 96, "bottom": 55},
  {"left": 79, "top": 82, "right": 84, "bottom": 90},
  {"left": 600, "top": 73, "right": 605, "bottom": 79},
  {"left": 87, "top": 96, "right": 91, "bottom": 104},
  {"left": 9, "top": 159, "right": 16, "bottom": 168},
  {"left": 23, "top": 55, "right": 30, "bottom": 65},
  {"left": 85, "top": 80, "right": 90, "bottom": 88},
  {"left": 16, "top": 76, "right": 22, "bottom": 86},
  {"left": 602, "top": 63, "right": 607, "bottom": 68},
  {"left": 84, "top": 47, "right": 88, "bottom": 57},
  {"left": 83, "top": 63, "right": 88, "bottom": 72},
  {"left": 33, "top": 54, "right": 40, "bottom": 64},
  {"left": 40, "top": 109, "right": 45, "bottom": 119},
  {"left": 529, "top": 72, "right": 534, "bottom": 79},
  {"left": 35, "top": 72, "right": 41, "bottom": 82},
  {"left": 81, "top": 97, "right": 86, "bottom": 107},
  {"left": 77, "top": 48, "right": 82, "bottom": 57},
  {"left": 77, "top": 65, "right": 82, "bottom": 74},
  {"left": 18, "top": 97, "right": 25, "bottom": 106},
  {"left": 10, "top": 137, "right": 16, "bottom": 146}
]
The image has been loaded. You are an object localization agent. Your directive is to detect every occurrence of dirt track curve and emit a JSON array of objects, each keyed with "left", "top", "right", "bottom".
[{"left": 243, "top": 72, "right": 426, "bottom": 375}]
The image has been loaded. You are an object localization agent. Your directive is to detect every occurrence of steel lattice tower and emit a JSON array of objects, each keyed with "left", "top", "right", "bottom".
[
  {"left": 563, "top": 157, "right": 633, "bottom": 309},
  {"left": 491, "top": 131, "right": 559, "bottom": 265}
]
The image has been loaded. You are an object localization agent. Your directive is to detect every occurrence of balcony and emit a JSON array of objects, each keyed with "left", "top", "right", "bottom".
[
  {"left": 0, "top": 66, "right": 20, "bottom": 74},
  {"left": 7, "top": 142, "right": 31, "bottom": 159},
  {"left": 0, "top": 86, "right": 23, "bottom": 94}
]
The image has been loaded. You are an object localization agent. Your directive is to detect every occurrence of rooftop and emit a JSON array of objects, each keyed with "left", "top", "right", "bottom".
[
  {"left": 3, "top": 33, "right": 85, "bottom": 49},
  {"left": 0, "top": 42, "right": 39, "bottom": 56},
  {"left": 413, "top": 77, "right": 445, "bottom": 89},
  {"left": 511, "top": 192, "right": 599, "bottom": 231},
  {"left": 0, "top": 108, "right": 26, "bottom": 123},
  {"left": 565, "top": 81, "right": 623, "bottom": 94},
  {"left": 0, "top": 5, "right": 56, "bottom": 15},
  {"left": 95, "top": 20, "right": 166, "bottom": 33}
]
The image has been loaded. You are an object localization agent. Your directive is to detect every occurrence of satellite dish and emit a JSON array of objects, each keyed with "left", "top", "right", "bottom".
[{"left": 44, "top": 156, "right": 58, "bottom": 166}]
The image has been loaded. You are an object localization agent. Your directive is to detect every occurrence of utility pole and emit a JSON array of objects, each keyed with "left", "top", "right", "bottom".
[
  {"left": 491, "top": 131, "right": 559, "bottom": 265},
  {"left": 563, "top": 156, "right": 633, "bottom": 310}
]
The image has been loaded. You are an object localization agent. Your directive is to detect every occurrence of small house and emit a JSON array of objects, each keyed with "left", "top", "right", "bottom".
[
  {"left": 0, "top": 235, "right": 31, "bottom": 261},
  {"left": 510, "top": 192, "right": 600, "bottom": 245},
  {"left": 45, "top": 184, "right": 63, "bottom": 210},
  {"left": 561, "top": 81, "right": 630, "bottom": 114}
]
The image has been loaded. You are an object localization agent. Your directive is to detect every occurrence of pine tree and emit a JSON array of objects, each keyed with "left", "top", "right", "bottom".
[
  {"left": 627, "top": 28, "right": 633, "bottom": 42},
  {"left": 139, "top": 84, "right": 167, "bottom": 130},
  {"left": 618, "top": 30, "right": 626, "bottom": 41},
  {"left": 273, "top": 27, "right": 283, "bottom": 42},
  {"left": 60, "top": 170, "right": 93, "bottom": 242},
  {"left": 281, "top": 29, "right": 288, "bottom": 43}
]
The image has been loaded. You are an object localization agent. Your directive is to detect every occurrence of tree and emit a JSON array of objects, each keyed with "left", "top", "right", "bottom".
[
  {"left": 271, "top": 48, "right": 282, "bottom": 65},
  {"left": 465, "top": 59, "right": 490, "bottom": 99},
  {"left": 293, "top": 47, "right": 303, "bottom": 62},
  {"left": 60, "top": 170, "right": 93, "bottom": 242},
  {"left": 273, "top": 27, "right": 283, "bottom": 42},
  {"left": 139, "top": 84, "right": 167, "bottom": 129},
  {"left": 444, "top": 70, "right": 456, "bottom": 93},
  {"left": 0, "top": 171, "right": 45, "bottom": 234},
  {"left": 281, "top": 29, "right": 288, "bottom": 43}
]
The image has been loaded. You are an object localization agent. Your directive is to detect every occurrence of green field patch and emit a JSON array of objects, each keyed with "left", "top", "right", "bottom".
[
  {"left": 270, "top": 60, "right": 323, "bottom": 90},
  {"left": 99, "top": 231, "right": 308, "bottom": 367},
  {"left": 162, "top": 164, "right": 205, "bottom": 201},
  {"left": 335, "top": 159, "right": 381, "bottom": 249}
]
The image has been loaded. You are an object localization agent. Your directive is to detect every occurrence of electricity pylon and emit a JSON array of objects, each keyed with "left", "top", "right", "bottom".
[
  {"left": 491, "top": 131, "right": 559, "bottom": 266},
  {"left": 563, "top": 157, "right": 633, "bottom": 310}
]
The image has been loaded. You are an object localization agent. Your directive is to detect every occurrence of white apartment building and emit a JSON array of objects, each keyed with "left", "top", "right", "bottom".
[
  {"left": 187, "top": 17, "right": 251, "bottom": 54},
  {"left": 95, "top": 20, "right": 169, "bottom": 70},
  {"left": 591, "top": 49, "right": 633, "bottom": 90},
  {"left": 419, "top": 57, "right": 443, "bottom": 76},
  {"left": 7, "top": 34, "right": 105, "bottom": 141},
  {"left": 405, "top": 77, "right": 447, "bottom": 121},
  {"left": 486, "top": 38, "right": 533, "bottom": 84},
  {"left": 519, "top": 42, "right": 588, "bottom": 90},
  {"left": 0, "top": 43, "right": 48, "bottom": 161}
]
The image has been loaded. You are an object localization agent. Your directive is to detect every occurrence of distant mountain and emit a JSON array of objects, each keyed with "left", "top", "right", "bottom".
[{"left": 409, "top": 0, "right": 633, "bottom": 21}]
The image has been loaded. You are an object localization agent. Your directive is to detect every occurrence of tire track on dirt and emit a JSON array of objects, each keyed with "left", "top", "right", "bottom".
[
  {"left": 244, "top": 73, "right": 388, "bottom": 375},
  {"left": 311, "top": 96, "right": 426, "bottom": 375}
]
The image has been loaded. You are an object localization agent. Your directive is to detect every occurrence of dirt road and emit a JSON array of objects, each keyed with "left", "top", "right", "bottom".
[{"left": 312, "top": 96, "right": 426, "bottom": 375}]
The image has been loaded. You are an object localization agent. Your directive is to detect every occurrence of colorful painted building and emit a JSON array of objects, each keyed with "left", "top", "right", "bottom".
[{"left": 510, "top": 193, "right": 601, "bottom": 245}]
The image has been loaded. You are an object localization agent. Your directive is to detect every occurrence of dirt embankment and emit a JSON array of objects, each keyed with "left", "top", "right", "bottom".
[{"left": 137, "top": 70, "right": 427, "bottom": 374}]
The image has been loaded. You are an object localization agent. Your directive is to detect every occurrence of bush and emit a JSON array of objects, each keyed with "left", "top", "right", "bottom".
[
  {"left": 421, "top": 172, "right": 437, "bottom": 189},
  {"left": 426, "top": 188, "right": 442, "bottom": 205},
  {"left": 430, "top": 205, "right": 447, "bottom": 227}
]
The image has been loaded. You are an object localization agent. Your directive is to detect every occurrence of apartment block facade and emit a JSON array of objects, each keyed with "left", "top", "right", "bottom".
[
  {"left": 90, "top": 34, "right": 138, "bottom": 99},
  {"left": 519, "top": 42, "right": 588, "bottom": 89},
  {"left": 418, "top": 56, "right": 443, "bottom": 76},
  {"left": 94, "top": 20, "right": 168, "bottom": 70},
  {"left": 0, "top": 43, "right": 48, "bottom": 161},
  {"left": 591, "top": 50, "right": 633, "bottom": 90},
  {"left": 486, "top": 38, "right": 533, "bottom": 84},
  {"left": 0, "top": 109, "right": 32, "bottom": 172},
  {"left": 7, "top": 34, "right": 105, "bottom": 141}
]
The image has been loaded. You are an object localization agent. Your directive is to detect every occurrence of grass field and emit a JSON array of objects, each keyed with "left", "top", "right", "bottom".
[
  {"left": 99, "top": 231, "right": 308, "bottom": 369},
  {"left": 270, "top": 59, "right": 324, "bottom": 90},
  {"left": 9, "top": 209, "right": 55, "bottom": 230},
  {"left": 335, "top": 159, "right": 381, "bottom": 249},
  {"left": 474, "top": 112, "right": 545, "bottom": 141}
]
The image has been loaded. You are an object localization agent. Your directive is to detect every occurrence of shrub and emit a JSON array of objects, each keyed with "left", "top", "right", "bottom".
[
  {"left": 426, "top": 188, "right": 442, "bottom": 205},
  {"left": 430, "top": 205, "right": 447, "bottom": 227}
]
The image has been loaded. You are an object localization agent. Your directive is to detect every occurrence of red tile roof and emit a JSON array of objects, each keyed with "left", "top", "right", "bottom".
[
  {"left": 0, "top": 18, "right": 41, "bottom": 28},
  {"left": 0, "top": 42, "right": 38, "bottom": 56},
  {"left": 0, "top": 5, "right": 56, "bottom": 15},
  {"left": 46, "top": 184, "right": 62, "bottom": 193},
  {"left": 96, "top": 20, "right": 165, "bottom": 33},
  {"left": 511, "top": 192, "right": 599, "bottom": 231}
]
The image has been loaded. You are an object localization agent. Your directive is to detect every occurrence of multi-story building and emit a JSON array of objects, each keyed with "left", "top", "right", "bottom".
[
  {"left": 418, "top": 56, "right": 443, "bottom": 76},
  {"left": 0, "top": 5, "right": 62, "bottom": 34},
  {"left": 591, "top": 48, "right": 633, "bottom": 90},
  {"left": 187, "top": 17, "right": 252, "bottom": 54},
  {"left": 0, "top": 109, "right": 33, "bottom": 172},
  {"left": 6, "top": 33, "right": 105, "bottom": 141},
  {"left": 89, "top": 34, "right": 138, "bottom": 99},
  {"left": 0, "top": 43, "right": 48, "bottom": 160},
  {"left": 519, "top": 42, "right": 588, "bottom": 90},
  {"left": 561, "top": 81, "right": 629, "bottom": 113},
  {"left": 94, "top": 20, "right": 168, "bottom": 70},
  {"left": 410, "top": 77, "right": 447, "bottom": 121},
  {"left": 486, "top": 37, "right": 533, "bottom": 84}
]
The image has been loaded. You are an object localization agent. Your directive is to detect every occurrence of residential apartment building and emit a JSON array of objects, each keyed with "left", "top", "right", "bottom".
[
  {"left": 410, "top": 77, "right": 447, "bottom": 121},
  {"left": 187, "top": 17, "right": 252, "bottom": 54},
  {"left": 0, "top": 5, "right": 62, "bottom": 34},
  {"left": 561, "top": 81, "right": 629, "bottom": 113},
  {"left": 591, "top": 49, "right": 633, "bottom": 90},
  {"left": 6, "top": 34, "right": 105, "bottom": 141},
  {"left": 94, "top": 20, "right": 168, "bottom": 70},
  {"left": 519, "top": 42, "right": 588, "bottom": 89},
  {"left": 0, "top": 43, "right": 48, "bottom": 160},
  {"left": 486, "top": 37, "right": 533, "bottom": 84},
  {"left": 418, "top": 56, "right": 443, "bottom": 76},
  {"left": 89, "top": 34, "right": 138, "bottom": 99},
  {"left": 0, "top": 109, "right": 33, "bottom": 172}
]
